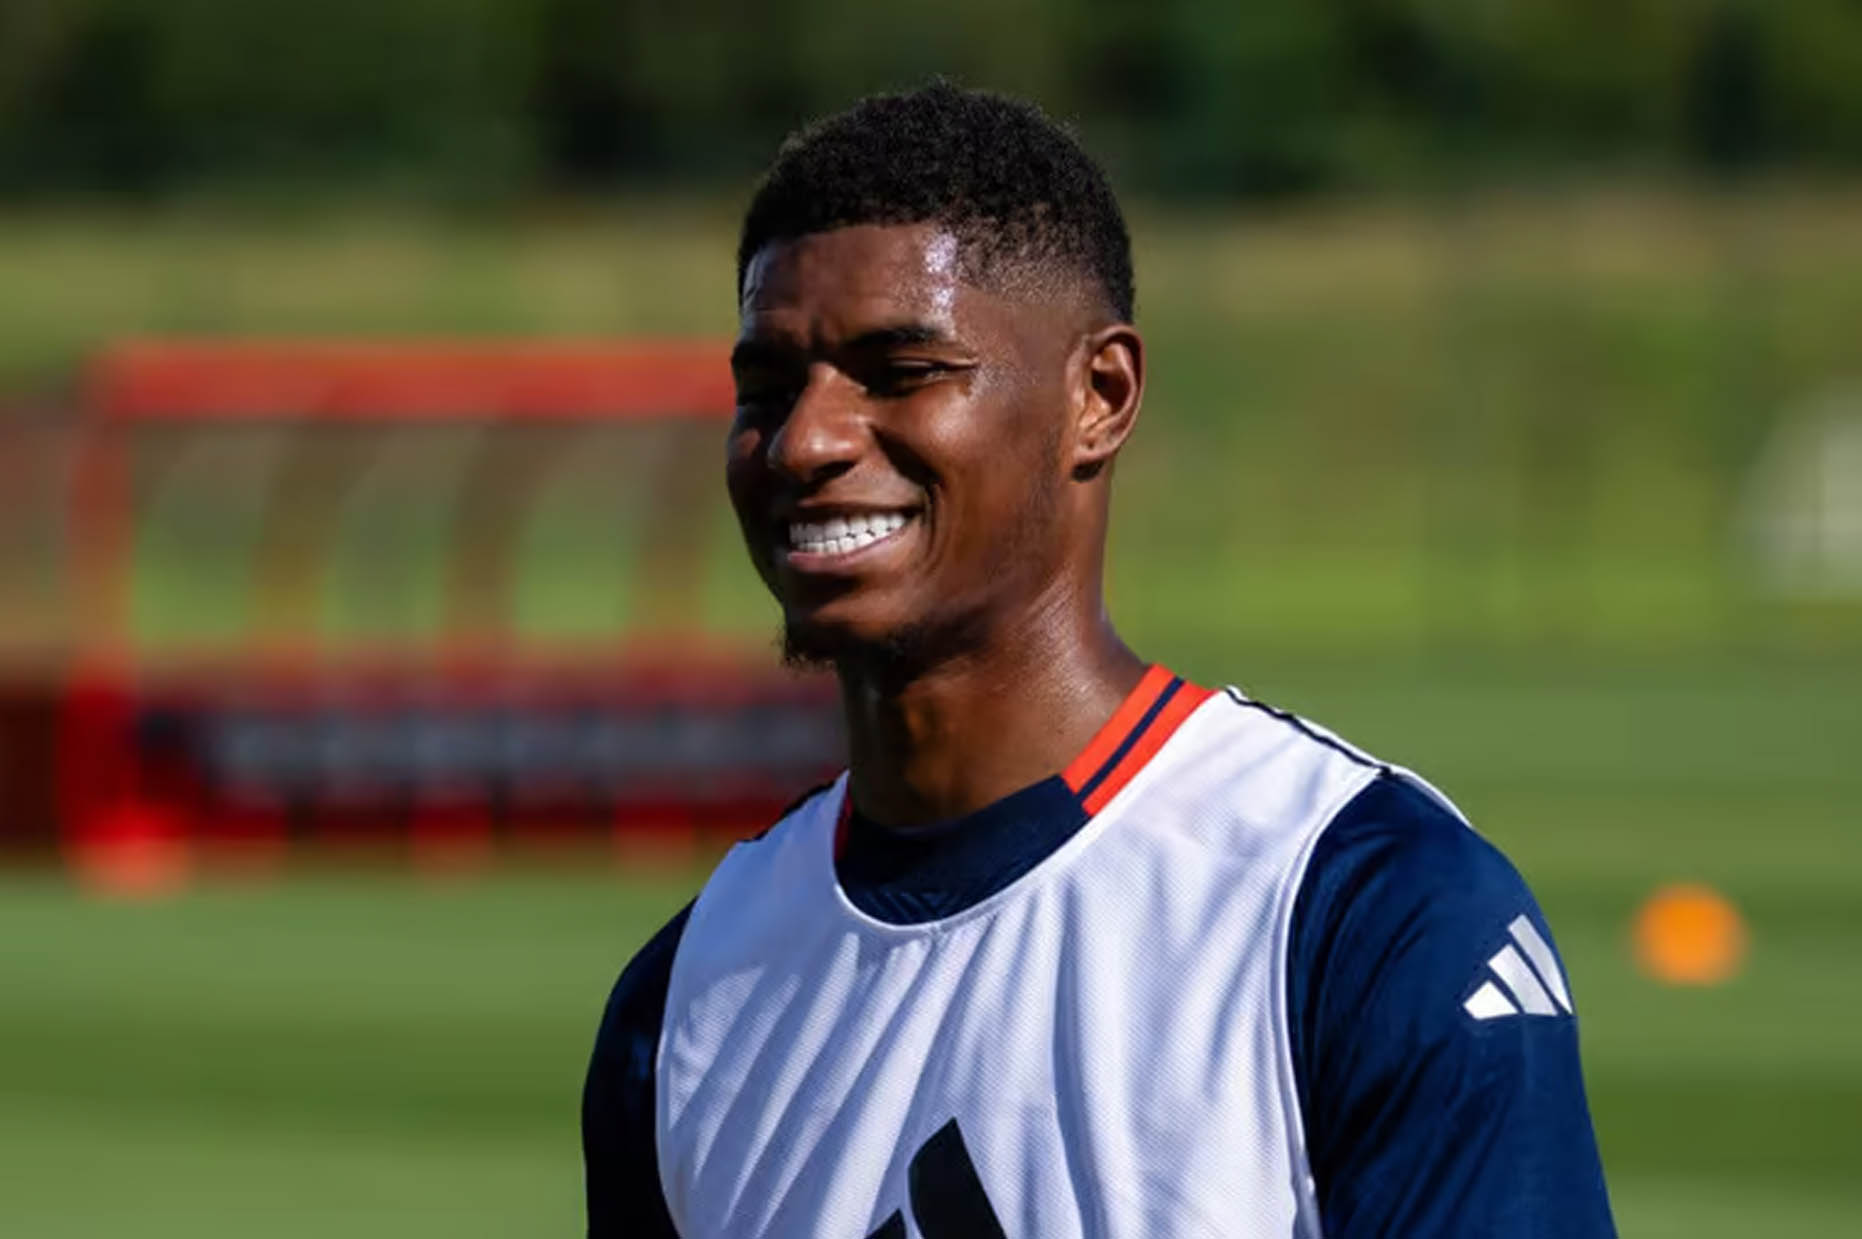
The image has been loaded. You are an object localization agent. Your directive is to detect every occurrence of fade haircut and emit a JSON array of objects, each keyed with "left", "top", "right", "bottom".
[{"left": 737, "top": 82, "right": 1135, "bottom": 322}]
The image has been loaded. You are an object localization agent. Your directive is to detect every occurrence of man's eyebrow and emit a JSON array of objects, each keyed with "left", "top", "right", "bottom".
[
  {"left": 843, "top": 324, "right": 959, "bottom": 351},
  {"left": 733, "top": 324, "right": 960, "bottom": 370},
  {"left": 729, "top": 337, "right": 794, "bottom": 371}
]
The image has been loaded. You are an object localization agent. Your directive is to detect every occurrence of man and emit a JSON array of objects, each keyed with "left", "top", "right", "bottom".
[{"left": 583, "top": 83, "right": 1615, "bottom": 1237}]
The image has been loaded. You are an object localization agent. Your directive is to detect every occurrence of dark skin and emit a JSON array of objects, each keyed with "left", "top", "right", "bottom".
[{"left": 728, "top": 222, "right": 1148, "bottom": 829}]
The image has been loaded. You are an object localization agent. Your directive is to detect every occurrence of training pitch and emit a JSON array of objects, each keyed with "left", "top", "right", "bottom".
[{"left": 2, "top": 660, "right": 1857, "bottom": 1237}]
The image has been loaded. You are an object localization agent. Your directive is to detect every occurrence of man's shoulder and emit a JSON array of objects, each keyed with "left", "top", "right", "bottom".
[
  {"left": 598, "top": 901, "right": 694, "bottom": 1044},
  {"left": 1128, "top": 687, "right": 1391, "bottom": 861},
  {"left": 1282, "top": 773, "right": 1610, "bottom": 1234},
  {"left": 1208, "top": 687, "right": 1389, "bottom": 773},
  {"left": 600, "top": 778, "right": 838, "bottom": 1006},
  {"left": 705, "top": 776, "right": 842, "bottom": 899},
  {"left": 1176, "top": 689, "right": 1541, "bottom": 942},
  {"left": 1190, "top": 689, "right": 1493, "bottom": 858},
  {"left": 1291, "top": 767, "right": 1576, "bottom": 1044},
  {"left": 1301, "top": 770, "right": 1530, "bottom": 930},
  {"left": 743, "top": 777, "right": 842, "bottom": 844}
]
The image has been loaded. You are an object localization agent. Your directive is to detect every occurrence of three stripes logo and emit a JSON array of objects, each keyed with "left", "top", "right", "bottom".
[
  {"left": 864, "top": 1118, "right": 1006, "bottom": 1239},
  {"left": 1463, "top": 914, "right": 1576, "bottom": 1020}
]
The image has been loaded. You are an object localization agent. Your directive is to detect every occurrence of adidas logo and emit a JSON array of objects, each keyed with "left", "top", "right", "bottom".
[
  {"left": 1463, "top": 915, "right": 1575, "bottom": 1020},
  {"left": 864, "top": 1118, "right": 1006, "bottom": 1239}
]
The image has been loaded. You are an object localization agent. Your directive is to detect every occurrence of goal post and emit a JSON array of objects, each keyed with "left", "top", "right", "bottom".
[{"left": 59, "top": 339, "right": 840, "bottom": 890}]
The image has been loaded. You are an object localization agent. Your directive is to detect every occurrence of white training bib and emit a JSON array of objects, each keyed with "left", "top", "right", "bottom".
[{"left": 657, "top": 689, "right": 1384, "bottom": 1238}]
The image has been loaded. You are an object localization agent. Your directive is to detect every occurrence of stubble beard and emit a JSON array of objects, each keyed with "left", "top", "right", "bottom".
[{"left": 780, "top": 605, "right": 989, "bottom": 689}]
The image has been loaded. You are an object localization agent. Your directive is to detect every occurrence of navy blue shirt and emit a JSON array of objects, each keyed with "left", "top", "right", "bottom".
[{"left": 583, "top": 767, "right": 1614, "bottom": 1236}]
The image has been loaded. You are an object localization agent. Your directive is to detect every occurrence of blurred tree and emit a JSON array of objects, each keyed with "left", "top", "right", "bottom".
[
  {"left": 0, "top": 0, "right": 171, "bottom": 192},
  {"left": 1, "top": 0, "right": 1858, "bottom": 199},
  {"left": 1685, "top": 1, "right": 1769, "bottom": 174}
]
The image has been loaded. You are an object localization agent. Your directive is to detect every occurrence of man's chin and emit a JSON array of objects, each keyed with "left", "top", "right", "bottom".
[
  {"left": 779, "top": 614, "right": 892, "bottom": 671},
  {"left": 779, "top": 618, "right": 849, "bottom": 672},
  {"left": 779, "top": 608, "right": 976, "bottom": 681}
]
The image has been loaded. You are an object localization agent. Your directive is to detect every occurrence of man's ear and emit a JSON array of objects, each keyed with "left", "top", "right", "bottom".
[{"left": 1071, "top": 324, "right": 1145, "bottom": 479}]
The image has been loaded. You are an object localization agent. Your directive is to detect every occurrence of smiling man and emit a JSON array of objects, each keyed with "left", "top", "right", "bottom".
[{"left": 582, "top": 84, "right": 1615, "bottom": 1238}]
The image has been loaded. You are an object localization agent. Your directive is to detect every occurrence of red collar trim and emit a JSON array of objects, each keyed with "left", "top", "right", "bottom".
[{"left": 1062, "top": 665, "right": 1213, "bottom": 814}]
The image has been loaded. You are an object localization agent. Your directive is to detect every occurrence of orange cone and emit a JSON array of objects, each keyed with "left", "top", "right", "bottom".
[{"left": 1632, "top": 883, "right": 1748, "bottom": 986}]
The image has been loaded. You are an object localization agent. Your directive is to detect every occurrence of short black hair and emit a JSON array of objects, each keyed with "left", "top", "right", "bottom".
[{"left": 738, "top": 82, "right": 1134, "bottom": 322}]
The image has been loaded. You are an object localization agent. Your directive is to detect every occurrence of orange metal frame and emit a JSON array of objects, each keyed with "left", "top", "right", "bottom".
[
  {"left": 88, "top": 338, "right": 736, "bottom": 422},
  {"left": 55, "top": 339, "right": 835, "bottom": 887}
]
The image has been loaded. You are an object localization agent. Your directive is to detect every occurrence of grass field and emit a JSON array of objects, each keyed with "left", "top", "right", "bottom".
[
  {"left": 2, "top": 188, "right": 1858, "bottom": 1232},
  {"left": 2, "top": 657, "right": 1858, "bottom": 1236}
]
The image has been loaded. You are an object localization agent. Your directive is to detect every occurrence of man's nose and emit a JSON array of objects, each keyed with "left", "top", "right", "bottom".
[{"left": 767, "top": 365, "right": 864, "bottom": 483}]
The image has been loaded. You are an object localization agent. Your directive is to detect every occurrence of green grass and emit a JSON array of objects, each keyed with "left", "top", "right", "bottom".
[
  {"left": 0, "top": 871, "right": 679, "bottom": 1237},
  {"left": 3, "top": 659, "right": 1859, "bottom": 1236},
  {"left": 3, "top": 188, "right": 1859, "bottom": 1232}
]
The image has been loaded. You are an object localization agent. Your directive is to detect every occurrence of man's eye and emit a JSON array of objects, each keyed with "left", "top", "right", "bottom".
[{"left": 869, "top": 362, "right": 944, "bottom": 394}]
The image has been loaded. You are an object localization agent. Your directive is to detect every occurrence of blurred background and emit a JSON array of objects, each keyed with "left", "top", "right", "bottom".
[{"left": 2, "top": 1, "right": 1859, "bottom": 1234}]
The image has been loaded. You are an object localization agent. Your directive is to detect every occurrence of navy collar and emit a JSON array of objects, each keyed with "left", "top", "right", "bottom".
[{"left": 835, "top": 666, "right": 1210, "bottom": 925}]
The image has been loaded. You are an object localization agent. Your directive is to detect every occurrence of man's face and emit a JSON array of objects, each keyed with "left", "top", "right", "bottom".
[{"left": 728, "top": 223, "right": 1080, "bottom": 667}]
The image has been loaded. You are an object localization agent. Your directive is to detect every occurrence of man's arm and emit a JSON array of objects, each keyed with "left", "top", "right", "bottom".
[
  {"left": 1287, "top": 774, "right": 1616, "bottom": 1237},
  {"left": 582, "top": 903, "right": 691, "bottom": 1239}
]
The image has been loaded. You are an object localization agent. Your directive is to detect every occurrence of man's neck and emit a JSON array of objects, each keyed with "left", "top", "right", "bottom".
[{"left": 837, "top": 607, "right": 1146, "bottom": 830}]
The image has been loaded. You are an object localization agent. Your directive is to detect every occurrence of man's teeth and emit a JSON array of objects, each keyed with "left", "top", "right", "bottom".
[{"left": 788, "top": 511, "right": 911, "bottom": 555}]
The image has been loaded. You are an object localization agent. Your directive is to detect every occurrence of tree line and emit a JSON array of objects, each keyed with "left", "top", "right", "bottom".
[{"left": 2, "top": 0, "right": 1856, "bottom": 199}]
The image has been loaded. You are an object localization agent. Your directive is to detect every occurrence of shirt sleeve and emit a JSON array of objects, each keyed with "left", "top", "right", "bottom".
[
  {"left": 1286, "top": 773, "right": 1616, "bottom": 1237},
  {"left": 582, "top": 903, "right": 691, "bottom": 1239}
]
